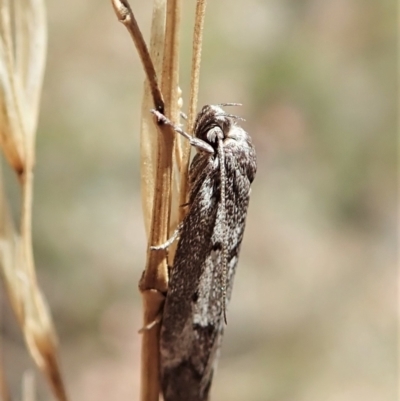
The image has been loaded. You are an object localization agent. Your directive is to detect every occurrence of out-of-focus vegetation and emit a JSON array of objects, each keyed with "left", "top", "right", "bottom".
[{"left": 2, "top": 0, "right": 396, "bottom": 400}]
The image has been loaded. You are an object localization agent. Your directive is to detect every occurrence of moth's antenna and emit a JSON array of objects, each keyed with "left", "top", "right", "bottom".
[
  {"left": 224, "top": 114, "right": 245, "bottom": 122},
  {"left": 217, "top": 136, "right": 228, "bottom": 324},
  {"left": 217, "top": 102, "right": 242, "bottom": 107}
]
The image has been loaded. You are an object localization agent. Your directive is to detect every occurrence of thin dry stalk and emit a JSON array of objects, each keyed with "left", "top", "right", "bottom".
[
  {"left": 179, "top": 0, "right": 207, "bottom": 220},
  {"left": 112, "top": 1, "right": 182, "bottom": 400},
  {"left": 140, "top": 2, "right": 181, "bottom": 400},
  {"left": 139, "top": 0, "right": 166, "bottom": 237},
  {"left": 0, "top": 1, "right": 68, "bottom": 400}
]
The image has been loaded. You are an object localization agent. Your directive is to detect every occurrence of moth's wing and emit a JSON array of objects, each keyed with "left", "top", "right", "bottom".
[
  {"left": 193, "top": 148, "right": 255, "bottom": 393},
  {"left": 192, "top": 248, "right": 229, "bottom": 395},
  {"left": 160, "top": 137, "right": 256, "bottom": 401},
  {"left": 160, "top": 154, "right": 220, "bottom": 401}
]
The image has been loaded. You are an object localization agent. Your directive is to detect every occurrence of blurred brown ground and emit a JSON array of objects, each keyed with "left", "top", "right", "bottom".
[{"left": 1, "top": 0, "right": 397, "bottom": 400}]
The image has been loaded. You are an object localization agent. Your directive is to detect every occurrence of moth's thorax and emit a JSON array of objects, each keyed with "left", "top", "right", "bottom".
[{"left": 194, "top": 105, "right": 245, "bottom": 148}]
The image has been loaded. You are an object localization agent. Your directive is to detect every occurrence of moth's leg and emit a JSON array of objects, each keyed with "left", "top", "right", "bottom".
[
  {"left": 138, "top": 314, "right": 162, "bottom": 333},
  {"left": 150, "top": 223, "right": 182, "bottom": 250},
  {"left": 138, "top": 263, "right": 173, "bottom": 333},
  {"left": 151, "top": 109, "right": 214, "bottom": 154}
]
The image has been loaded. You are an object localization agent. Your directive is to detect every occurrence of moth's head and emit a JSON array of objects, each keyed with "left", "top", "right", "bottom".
[{"left": 194, "top": 104, "right": 244, "bottom": 146}]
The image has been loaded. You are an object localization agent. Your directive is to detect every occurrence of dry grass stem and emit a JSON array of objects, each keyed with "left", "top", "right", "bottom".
[
  {"left": 179, "top": 0, "right": 207, "bottom": 219},
  {"left": 140, "top": 0, "right": 166, "bottom": 236},
  {"left": 139, "top": 0, "right": 183, "bottom": 293},
  {"left": 159, "top": 0, "right": 182, "bottom": 259},
  {"left": 140, "top": 1, "right": 182, "bottom": 399},
  {"left": 112, "top": 0, "right": 182, "bottom": 400},
  {"left": 0, "top": 1, "right": 68, "bottom": 400}
]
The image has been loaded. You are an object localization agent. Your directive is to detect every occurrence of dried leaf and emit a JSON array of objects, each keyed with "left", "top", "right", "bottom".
[
  {"left": 0, "top": 0, "right": 46, "bottom": 173},
  {"left": 0, "top": 1, "right": 68, "bottom": 400},
  {"left": 0, "top": 175, "right": 68, "bottom": 401}
]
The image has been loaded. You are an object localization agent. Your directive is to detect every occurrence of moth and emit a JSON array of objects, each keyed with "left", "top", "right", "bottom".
[{"left": 152, "top": 104, "right": 257, "bottom": 401}]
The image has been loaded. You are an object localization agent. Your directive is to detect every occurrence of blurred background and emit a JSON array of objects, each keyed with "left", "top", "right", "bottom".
[{"left": 1, "top": 0, "right": 397, "bottom": 400}]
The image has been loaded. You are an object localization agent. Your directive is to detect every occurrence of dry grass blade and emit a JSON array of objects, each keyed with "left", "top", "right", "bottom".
[
  {"left": 0, "top": 0, "right": 47, "bottom": 174},
  {"left": 0, "top": 176, "right": 68, "bottom": 401},
  {"left": 0, "top": 0, "right": 25, "bottom": 174},
  {"left": 0, "top": 1, "right": 69, "bottom": 400}
]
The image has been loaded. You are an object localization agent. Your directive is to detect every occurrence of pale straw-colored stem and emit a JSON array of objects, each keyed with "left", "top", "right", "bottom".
[
  {"left": 179, "top": 0, "right": 207, "bottom": 220},
  {"left": 140, "top": 1, "right": 182, "bottom": 399}
]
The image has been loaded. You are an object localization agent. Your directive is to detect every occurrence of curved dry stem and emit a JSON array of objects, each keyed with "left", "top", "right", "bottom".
[{"left": 112, "top": 0, "right": 164, "bottom": 113}]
